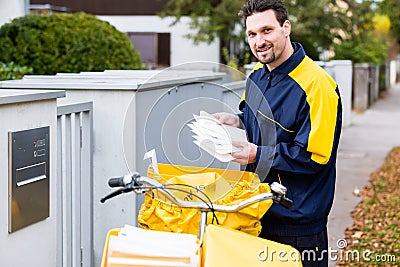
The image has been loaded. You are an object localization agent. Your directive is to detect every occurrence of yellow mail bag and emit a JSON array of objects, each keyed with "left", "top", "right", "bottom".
[{"left": 138, "top": 164, "right": 273, "bottom": 236}]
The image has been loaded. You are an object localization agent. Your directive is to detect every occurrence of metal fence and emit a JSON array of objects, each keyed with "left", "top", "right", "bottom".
[{"left": 57, "top": 102, "right": 93, "bottom": 267}]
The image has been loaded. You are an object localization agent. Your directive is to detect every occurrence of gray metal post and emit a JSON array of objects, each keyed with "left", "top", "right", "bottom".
[
  {"left": 369, "top": 64, "right": 380, "bottom": 105},
  {"left": 332, "top": 60, "right": 353, "bottom": 127},
  {"left": 353, "top": 63, "right": 370, "bottom": 112},
  {"left": 385, "top": 61, "right": 391, "bottom": 90}
]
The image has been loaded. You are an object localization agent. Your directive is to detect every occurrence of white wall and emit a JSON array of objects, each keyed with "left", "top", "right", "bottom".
[
  {"left": 0, "top": 0, "right": 26, "bottom": 26},
  {"left": 0, "top": 98, "right": 58, "bottom": 267},
  {"left": 97, "top": 15, "right": 220, "bottom": 66}
]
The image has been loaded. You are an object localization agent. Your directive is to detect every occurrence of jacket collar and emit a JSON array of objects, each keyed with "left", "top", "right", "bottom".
[{"left": 262, "top": 42, "right": 306, "bottom": 87}]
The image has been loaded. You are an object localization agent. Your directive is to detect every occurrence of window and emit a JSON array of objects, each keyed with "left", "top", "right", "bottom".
[{"left": 127, "top": 32, "right": 170, "bottom": 69}]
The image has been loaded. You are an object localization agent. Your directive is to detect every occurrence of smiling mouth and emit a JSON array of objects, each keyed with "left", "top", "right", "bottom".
[{"left": 256, "top": 45, "right": 272, "bottom": 55}]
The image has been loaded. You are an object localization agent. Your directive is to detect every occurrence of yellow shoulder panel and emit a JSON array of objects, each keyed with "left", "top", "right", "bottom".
[
  {"left": 288, "top": 57, "right": 338, "bottom": 164},
  {"left": 252, "top": 62, "right": 264, "bottom": 72}
]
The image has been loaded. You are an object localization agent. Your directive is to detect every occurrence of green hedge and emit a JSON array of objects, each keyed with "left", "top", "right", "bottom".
[
  {"left": 0, "top": 61, "right": 32, "bottom": 81},
  {"left": 0, "top": 13, "right": 142, "bottom": 75}
]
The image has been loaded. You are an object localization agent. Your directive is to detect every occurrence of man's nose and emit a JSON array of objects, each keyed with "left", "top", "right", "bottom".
[{"left": 255, "top": 34, "right": 265, "bottom": 47}]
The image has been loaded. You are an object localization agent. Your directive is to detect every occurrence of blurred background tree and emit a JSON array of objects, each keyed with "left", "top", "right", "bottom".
[
  {"left": 160, "top": 0, "right": 395, "bottom": 68},
  {"left": 284, "top": 0, "right": 350, "bottom": 60},
  {"left": 333, "top": 0, "right": 392, "bottom": 64},
  {"left": 160, "top": 0, "right": 351, "bottom": 66},
  {"left": 159, "top": 0, "right": 246, "bottom": 66},
  {"left": 379, "top": 0, "right": 400, "bottom": 43}
]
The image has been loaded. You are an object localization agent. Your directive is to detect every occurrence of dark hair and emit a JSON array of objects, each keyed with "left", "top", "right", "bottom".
[{"left": 238, "top": 0, "right": 288, "bottom": 26}]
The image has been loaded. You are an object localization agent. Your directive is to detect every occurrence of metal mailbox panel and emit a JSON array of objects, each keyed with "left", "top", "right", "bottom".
[{"left": 8, "top": 126, "right": 50, "bottom": 233}]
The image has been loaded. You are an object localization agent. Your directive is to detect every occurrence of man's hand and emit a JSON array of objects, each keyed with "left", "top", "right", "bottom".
[
  {"left": 212, "top": 112, "right": 240, "bottom": 128},
  {"left": 231, "top": 140, "right": 258, "bottom": 164}
]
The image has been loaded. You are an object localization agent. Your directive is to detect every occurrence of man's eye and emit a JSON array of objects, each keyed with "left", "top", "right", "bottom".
[{"left": 248, "top": 32, "right": 256, "bottom": 37}]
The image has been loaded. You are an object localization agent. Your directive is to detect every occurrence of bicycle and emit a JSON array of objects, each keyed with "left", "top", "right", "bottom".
[{"left": 100, "top": 171, "right": 303, "bottom": 267}]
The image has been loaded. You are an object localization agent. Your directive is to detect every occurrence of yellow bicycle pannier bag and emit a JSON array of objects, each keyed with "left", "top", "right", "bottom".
[
  {"left": 202, "top": 224, "right": 303, "bottom": 267},
  {"left": 138, "top": 164, "right": 273, "bottom": 236}
]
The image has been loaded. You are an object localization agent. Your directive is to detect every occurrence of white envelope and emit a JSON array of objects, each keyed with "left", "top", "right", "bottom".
[{"left": 189, "top": 111, "right": 248, "bottom": 162}]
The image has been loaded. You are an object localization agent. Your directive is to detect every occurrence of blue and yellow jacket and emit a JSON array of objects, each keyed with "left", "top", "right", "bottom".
[{"left": 239, "top": 42, "right": 342, "bottom": 236}]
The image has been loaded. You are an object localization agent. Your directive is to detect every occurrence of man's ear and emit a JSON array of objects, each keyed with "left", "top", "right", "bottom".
[{"left": 283, "top": 20, "right": 291, "bottom": 37}]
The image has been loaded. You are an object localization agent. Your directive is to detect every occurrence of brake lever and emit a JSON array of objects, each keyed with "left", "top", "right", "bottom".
[
  {"left": 270, "top": 182, "right": 293, "bottom": 208},
  {"left": 272, "top": 194, "right": 293, "bottom": 208},
  {"left": 100, "top": 185, "right": 134, "bottom": 203}
]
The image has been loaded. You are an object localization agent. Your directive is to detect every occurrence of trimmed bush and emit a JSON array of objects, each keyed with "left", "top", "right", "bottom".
[
  {"left": 0, "top": 61, "right": 32, "bottom": 81},
  {"left": 0, "top": 13, "right": 142, "bottom": 75}
]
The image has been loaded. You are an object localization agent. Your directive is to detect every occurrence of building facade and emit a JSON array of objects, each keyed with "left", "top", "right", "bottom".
[{"left": 0, "top": 0, "right": 27, "bottom": 26}]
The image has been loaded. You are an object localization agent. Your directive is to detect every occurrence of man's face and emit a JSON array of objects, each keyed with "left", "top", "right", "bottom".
[{"left": 246, "top": 9, "right": 291, "bottom": 68}]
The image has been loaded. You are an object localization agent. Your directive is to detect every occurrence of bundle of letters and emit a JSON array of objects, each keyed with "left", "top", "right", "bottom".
[
  {"left": 106, "top": 225, "right": 199, "bottom": 267},
  {"left": 187, "top": 110, "right": 247, "bottom": 162}
]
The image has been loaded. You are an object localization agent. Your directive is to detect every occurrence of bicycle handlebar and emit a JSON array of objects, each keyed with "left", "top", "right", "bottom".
[{"left": 100, "top": 173, "right": 293, "bottom": 211}]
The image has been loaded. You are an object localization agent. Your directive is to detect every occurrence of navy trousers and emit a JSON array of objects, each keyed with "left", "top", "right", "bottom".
[{"left": 262, "top": 228, "right": 329, "bottom": 267}]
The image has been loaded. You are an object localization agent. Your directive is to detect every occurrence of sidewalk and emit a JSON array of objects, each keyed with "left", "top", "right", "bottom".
[{"left": 327, "top": 82, "right": 400, "bottom": 266}]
